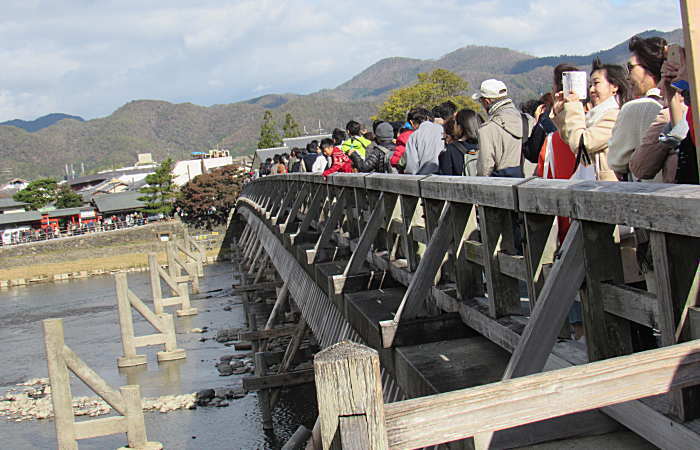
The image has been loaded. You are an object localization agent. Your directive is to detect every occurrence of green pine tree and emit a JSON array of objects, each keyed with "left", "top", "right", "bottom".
[
  {"left": 282, "top": 113, "right": 302, "bottom": 138},
  {"left": 257, "top": 111, "right": 282, "bottom": 149},
  {"left": 13, "top": 178, "right": 58, "bottom": 210},
  {"left": 139, "top": 158, "right": 176, "bottom": 216},
  {"left": 55, "top": 184, "right": 83, "bottom": 208}
]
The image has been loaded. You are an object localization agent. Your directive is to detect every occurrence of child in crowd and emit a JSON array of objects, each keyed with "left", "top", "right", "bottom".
[{"left": 321, "top": 138, "right": 353, "bottom": 177}]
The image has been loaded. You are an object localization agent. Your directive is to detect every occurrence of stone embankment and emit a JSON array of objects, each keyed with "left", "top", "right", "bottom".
[
  {"left": 0, "top": 221, "right": 225, "bottom": 287},
  {"left": 0, "top": 221, "right": 184, "bottom": 261}
]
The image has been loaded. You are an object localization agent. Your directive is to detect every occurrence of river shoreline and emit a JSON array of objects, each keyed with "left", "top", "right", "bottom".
[
  {"left": 0, "top": 220, "right": 226, "bottom": 287},
  {"left": 0, "top": 262, "right": 315, "bottom": 449},
  {"left": 0, "top": 251, "right": 220, "bottom": 288}
]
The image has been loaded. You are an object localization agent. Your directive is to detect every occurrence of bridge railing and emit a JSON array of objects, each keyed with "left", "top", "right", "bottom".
[
  {"left": 313, "top": 339, "right": 700, "bottom": 449},
  {"left": 237, "top": 173, "right": 700, "bottom": 448}
]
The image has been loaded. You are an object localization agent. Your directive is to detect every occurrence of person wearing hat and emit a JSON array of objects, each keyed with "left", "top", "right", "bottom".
[
  {"left": 472, "top": 79, "right": 532, "bottom": 177},
  {"left": 348, "top": 121, "right": 396, "bottom": 173}
]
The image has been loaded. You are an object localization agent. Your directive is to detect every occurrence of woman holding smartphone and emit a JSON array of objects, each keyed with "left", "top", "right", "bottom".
[{"left": 552, "top": 57, "right": 630, "bottom": 181}]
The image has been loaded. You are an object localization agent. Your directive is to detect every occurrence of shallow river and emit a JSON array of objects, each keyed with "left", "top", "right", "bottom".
[{"left": 0, "top": 263, "right": 316, "bottom": 449}]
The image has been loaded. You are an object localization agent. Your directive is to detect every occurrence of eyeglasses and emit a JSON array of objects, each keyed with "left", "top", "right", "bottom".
[{"left": 627, "top": 62, "right": 642, "bottom": 72}]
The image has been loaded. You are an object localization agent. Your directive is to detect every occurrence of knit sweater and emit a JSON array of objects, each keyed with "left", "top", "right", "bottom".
[{"left": 608, "top": 89, "right": 663, "bottom": 176}]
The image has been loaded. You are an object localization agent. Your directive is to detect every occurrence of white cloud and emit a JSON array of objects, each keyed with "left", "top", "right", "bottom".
[
  {"left": 0, "top": 0, "right": 683, "bottom": 121},
  {"left": 0, "top": 90, "right": 57, "bottom": 121}
]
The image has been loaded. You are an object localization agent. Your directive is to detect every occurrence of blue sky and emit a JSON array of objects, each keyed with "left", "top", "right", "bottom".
[{"left": 0, "top": 0, "right": 683, "bottom": 121}]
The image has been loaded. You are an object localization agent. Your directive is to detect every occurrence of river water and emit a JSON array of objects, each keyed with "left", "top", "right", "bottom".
[{"left": 0, "top": 263, "right": 317, "bottom": 449}]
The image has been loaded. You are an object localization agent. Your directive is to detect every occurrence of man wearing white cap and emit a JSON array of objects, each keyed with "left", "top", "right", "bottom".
[{"left": 472, "top": 79, "right": 532, "bottom": 177}]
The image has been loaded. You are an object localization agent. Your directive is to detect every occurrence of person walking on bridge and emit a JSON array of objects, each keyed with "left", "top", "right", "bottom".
[
  {"left": 608, "top": 35, "right": 666, "bottom": 180},
  {"left": 341, "top": 121, "right": 371, "bottom": 159},
  {"left": 403, "top": 107, "right": 445, "bottom": 175},
  {"left": 348, "top": 121, "right": 395, "bottom": 173},
  {"left": 552, "top": 58, "right": 630, "bottom": 181},
  {"left": 321, "top": 138, "right": 353, "bottom": 177},
  {"left": 473, "top": 79, "right": 533, "bottom": 177}
]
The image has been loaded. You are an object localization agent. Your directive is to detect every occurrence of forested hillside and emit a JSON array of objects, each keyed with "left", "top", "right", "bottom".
[{"left": 0, "top": 97, "right": 376, "bottom": 181}]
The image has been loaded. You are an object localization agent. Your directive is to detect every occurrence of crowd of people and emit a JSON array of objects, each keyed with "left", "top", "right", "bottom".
[
  {"left": 255, "top": 34, "right": 697, "bottom": 341},
  {"left": 258, "top": 34, "right": 696, "bottom": 188},
  {"left": 0, "top": 212, "right": 153, "bottom": 247}
]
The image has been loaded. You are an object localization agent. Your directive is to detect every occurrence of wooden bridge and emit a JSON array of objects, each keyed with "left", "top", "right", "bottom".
[{"left": 232, "top": 173, "right": 700, "bottom": 449}]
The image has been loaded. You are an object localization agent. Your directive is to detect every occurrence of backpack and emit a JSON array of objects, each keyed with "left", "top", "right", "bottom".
[
  {"left": 519, "top": 112, "right": 532, "bottom": 156},
  {"left": 374, "top": 144, "right": 398, "bottom": 174},
  {"left": 453, "top": 141, "right": 479, "bottom": 176}
]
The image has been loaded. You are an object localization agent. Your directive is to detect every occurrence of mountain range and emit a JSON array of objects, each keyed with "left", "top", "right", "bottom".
[
  {"left": 0, "top": 28, "right": 682, "bottom": 183},
  {"left": 0, "top": 113, "right": 84, "bottom": 133}
]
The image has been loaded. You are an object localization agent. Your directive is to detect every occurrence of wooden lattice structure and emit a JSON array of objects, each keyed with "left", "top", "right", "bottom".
[{"left": 235, "top": 172, "right": 700, "bottom": 449}]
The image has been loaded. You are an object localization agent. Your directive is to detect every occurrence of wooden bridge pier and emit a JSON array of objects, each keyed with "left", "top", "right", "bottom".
[
  {"left": 233, "top": 172, "right": 700, "bottom": 449},
  {"left": 43, "top": 318, "right": 163, "bottom": 450},
  {"left": 39, "top": 230, "right": 206, "bottom": 448},
  {"left": 233, "top": 234, "right": 320, "bottom": 432}
]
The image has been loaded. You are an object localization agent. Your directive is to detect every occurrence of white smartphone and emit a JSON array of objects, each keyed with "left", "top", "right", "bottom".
[{"left": 562, "top": 71, "right": 588, "bottom": 99}]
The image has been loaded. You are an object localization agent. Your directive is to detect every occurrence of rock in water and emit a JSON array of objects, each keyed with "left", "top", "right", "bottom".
[
  {"left": 215, "top": 328, "right": 240, "bottom": 343},
  {"left": 196, "top": 389, "right": 215, "bottom": 406},
  {"left": 219, "top": 354, "right": 235, "bottom": 363},
  {"left": 214, "top": 388, "right": 235, "bottom": 399},
  {"left": 216, "top": 362, "right": 234, "bottom": 376}
]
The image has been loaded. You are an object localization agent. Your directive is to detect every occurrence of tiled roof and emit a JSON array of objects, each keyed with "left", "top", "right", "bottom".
[
  {"left": 92, "top": 191, "right": 145, "bottom": 214},
  {"left": 0, "top": 198, "right": 27, "bottom": 209},
  {"left": 0, "top": 211, "right": 42, "bottom": 226}
]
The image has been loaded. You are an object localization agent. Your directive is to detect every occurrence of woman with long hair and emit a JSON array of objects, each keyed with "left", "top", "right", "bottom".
[
  {"left": 552, "top": 58, "right": 630, "bottom": 181},
  {"left": 438, "top": 108, "right": 481, "bottom": 176},
  {"left": 270, "top": 154, "right": 287, "bottom": 175}
]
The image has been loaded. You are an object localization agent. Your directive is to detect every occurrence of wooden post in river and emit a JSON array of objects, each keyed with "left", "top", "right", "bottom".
[{"left": 43, "top": 318, "right": 162, "bottom": 450}]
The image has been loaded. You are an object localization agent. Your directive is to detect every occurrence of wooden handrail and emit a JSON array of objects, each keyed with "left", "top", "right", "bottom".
[
  {"left": 243, "top": 174, "right": 700, "bottom": 237},
  {"left": 383, "top": 340, "right": 700, "bottom": 449}
]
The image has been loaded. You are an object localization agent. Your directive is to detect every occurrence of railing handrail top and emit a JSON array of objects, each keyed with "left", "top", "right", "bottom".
[{"left": 242, "top": 175, "right": 700, "bottom": 237}]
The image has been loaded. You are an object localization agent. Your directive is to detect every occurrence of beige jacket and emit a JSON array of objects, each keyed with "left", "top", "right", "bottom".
[
  {"left": 477, "top": 99, "right": 533, "bottom": 176},
  {"left": 629, "top": 108, "right": 679, "bottom": 183},
  {"left": 553, "top": 101, "right": 619, "bottom": 181}
]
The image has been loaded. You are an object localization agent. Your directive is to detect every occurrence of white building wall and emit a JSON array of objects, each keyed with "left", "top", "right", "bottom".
[{"left": 172, "top": 156, "right": 233, "bottom": 186}]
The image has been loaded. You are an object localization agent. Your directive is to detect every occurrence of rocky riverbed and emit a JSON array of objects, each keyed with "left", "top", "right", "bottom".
[{"left": 0, "top": 378, "right": 198, "bottom": 422}]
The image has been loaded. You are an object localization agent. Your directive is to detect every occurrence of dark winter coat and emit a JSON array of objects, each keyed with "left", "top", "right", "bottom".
[
  {"left": 349, "top": 142, "right": 394, "bottom": 173},
  {"left": 439, "top": 141, "right": 478, "bottom": 176}
]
